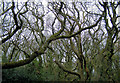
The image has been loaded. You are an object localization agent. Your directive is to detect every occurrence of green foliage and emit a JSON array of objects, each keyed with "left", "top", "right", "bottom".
[{"left": 2, "top": 63, "right": 43, "bottom": 81}]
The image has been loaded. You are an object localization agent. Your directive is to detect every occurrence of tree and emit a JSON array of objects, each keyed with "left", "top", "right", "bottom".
[
  {"left": 1, "top": 0, "right": 120, "bottom": 82},
  {"left": 1, "top": 1, "right": 102, "bottom": 69}
]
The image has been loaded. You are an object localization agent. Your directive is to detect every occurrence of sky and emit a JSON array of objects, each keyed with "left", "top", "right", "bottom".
[{"left": 1, "top": 0, "right": 119, "bottom": 2}]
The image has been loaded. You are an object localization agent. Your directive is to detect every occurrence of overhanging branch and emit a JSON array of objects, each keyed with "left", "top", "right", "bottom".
[{"left": 2, "top": 49, "right": 44, "bottom": 69}]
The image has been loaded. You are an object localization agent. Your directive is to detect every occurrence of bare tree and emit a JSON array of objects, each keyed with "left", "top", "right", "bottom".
[{"left": 1, "top": 1, "right": 102, "bottom": 69}]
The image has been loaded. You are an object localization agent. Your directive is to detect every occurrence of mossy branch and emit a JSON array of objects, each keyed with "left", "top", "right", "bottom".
[{"left": 55, "top": 60, "right": 81, "bottom": 79}]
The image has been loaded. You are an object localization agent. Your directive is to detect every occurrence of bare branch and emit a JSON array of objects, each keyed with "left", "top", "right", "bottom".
[
  {"left": 0, "top": 1, "right": 28, "bottom": 45},
  {"left": 0, "top": 6, "right": 13, "bottom": 16},
  {"left": 54, "top": 60, "right": 81, "bottom": 79},
  {"left": 47, "top": 15, "right": 103, "bottom": 43}
]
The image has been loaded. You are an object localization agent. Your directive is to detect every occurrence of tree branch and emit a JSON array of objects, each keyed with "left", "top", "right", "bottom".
[
  {"left": 47, "top": 15, "right": 102, "bottom": 43},
  {"left": 0, "top": 6, "right": 13, "bottom": 16},
  {"left": 0, "top": 1, "right": 28, "bottom": 45},
  {"left": 2, "top": 48, "right": 44, "bottom": 69},
  {"left": 54, "top": 60, "right": 81, "bottom": 79}
]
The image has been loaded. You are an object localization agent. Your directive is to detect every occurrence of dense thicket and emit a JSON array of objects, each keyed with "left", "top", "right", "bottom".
[{"left": 1, "top": 0, "right": 120, "bottom": 82}]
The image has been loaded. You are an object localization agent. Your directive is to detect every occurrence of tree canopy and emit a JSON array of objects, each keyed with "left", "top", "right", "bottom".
[{"left": 1, "top": 0, "right": 120, "bottom": 82}]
